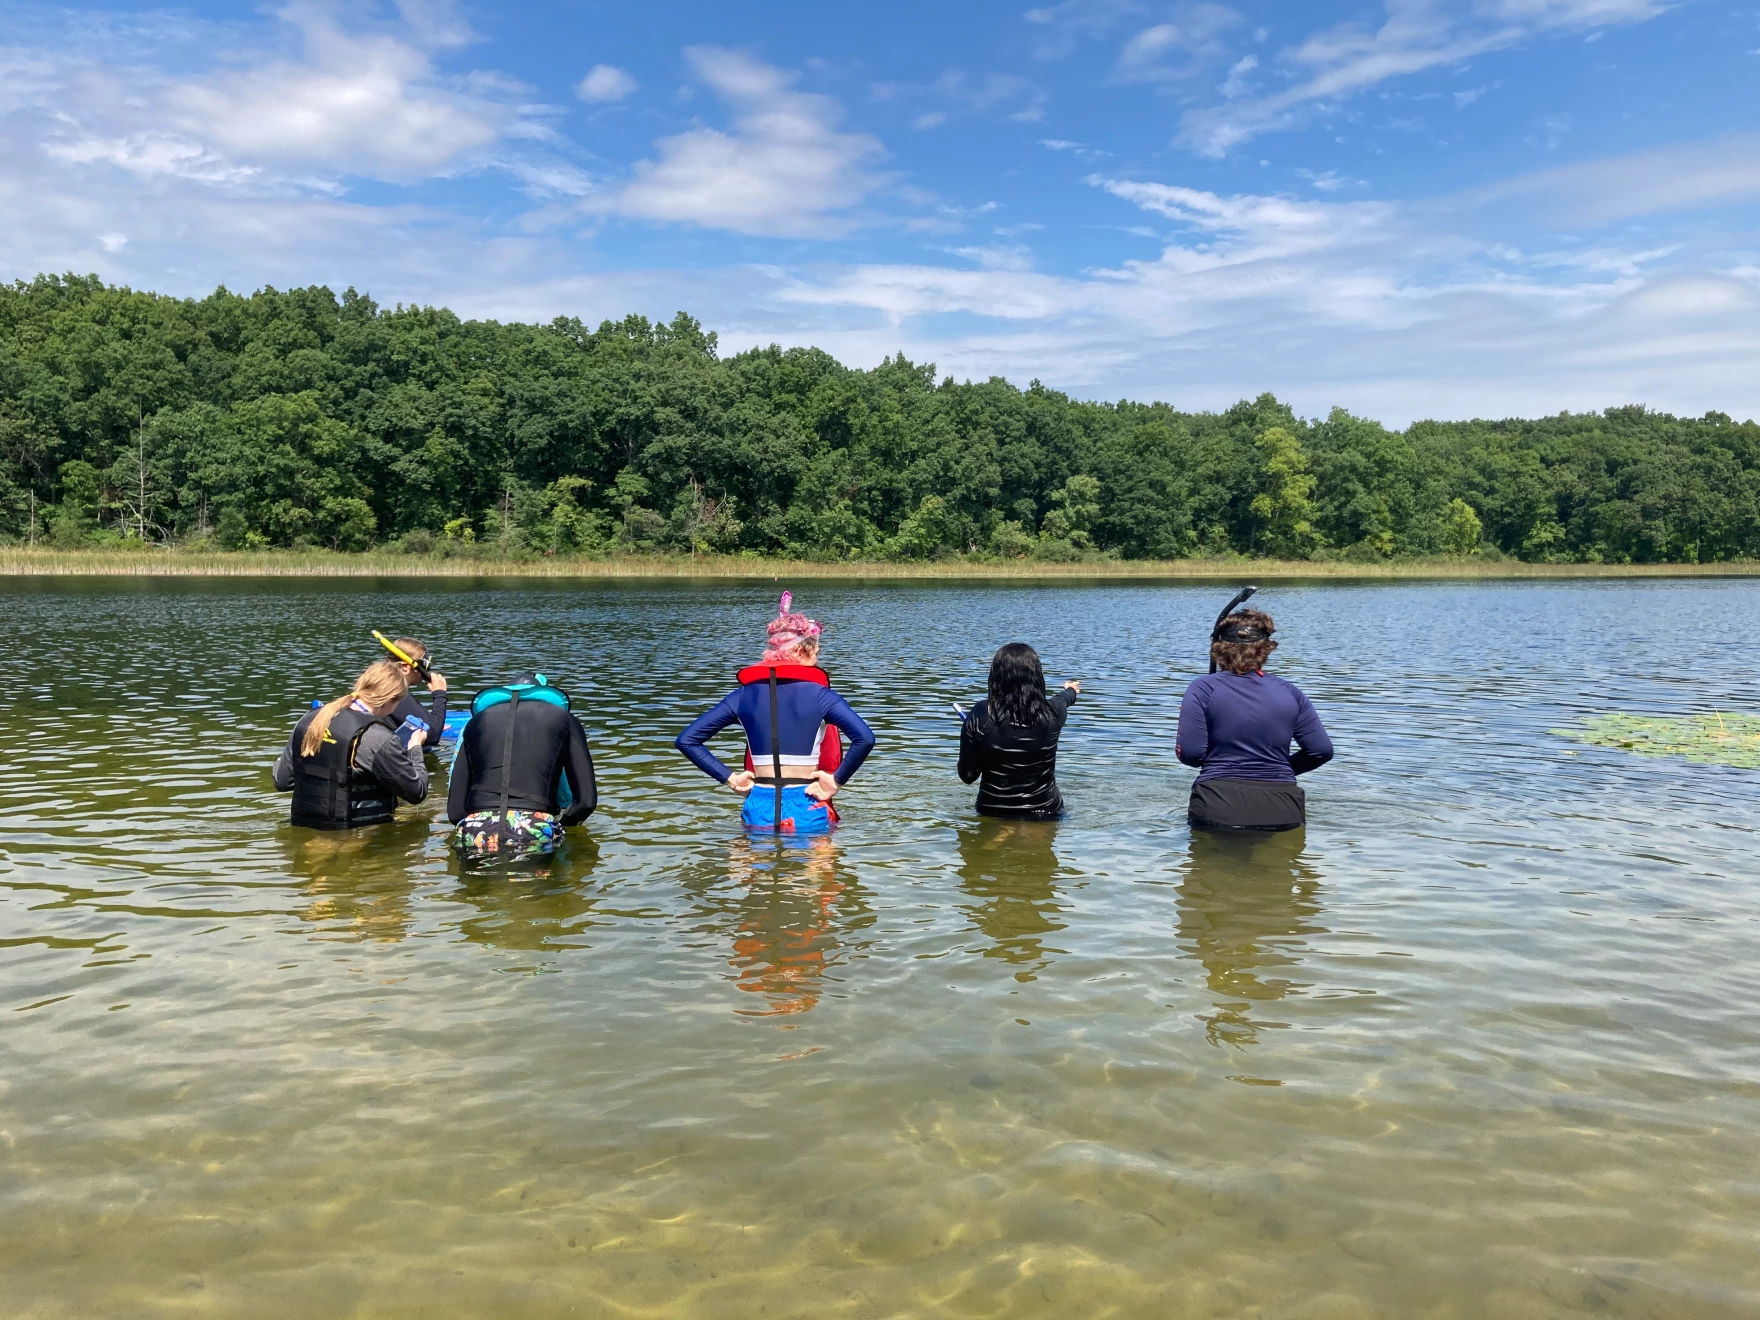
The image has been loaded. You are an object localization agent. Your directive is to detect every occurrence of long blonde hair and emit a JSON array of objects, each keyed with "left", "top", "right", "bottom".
[{"left": 302, "top": 660, "right": 410, "bottom": 757}]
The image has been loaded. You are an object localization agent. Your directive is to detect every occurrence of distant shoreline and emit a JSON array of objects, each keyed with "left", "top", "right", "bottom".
[{"left": 4, "top": 549, "right": 1757, "bottom": 580}]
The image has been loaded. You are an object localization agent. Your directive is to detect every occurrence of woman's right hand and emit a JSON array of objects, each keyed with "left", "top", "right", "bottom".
[
  {"left": 1063, "top": 680, "right": 1082, "bottom": 694},
  {"left": 726, "top": 770, "right": 756, "bottom": 793},
  {"left": 407, "top": 728, "right": 427, "bottom": 750}
]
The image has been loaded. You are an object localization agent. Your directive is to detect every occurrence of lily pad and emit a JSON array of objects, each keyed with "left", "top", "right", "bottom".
[{"left": 1553, "top": 712, "right": 1760, "bottom": 769}]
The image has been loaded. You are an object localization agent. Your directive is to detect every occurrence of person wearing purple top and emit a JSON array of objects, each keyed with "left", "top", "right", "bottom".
[{"left": 1177, "top": 607, "right": 1333, "bottom": 831}]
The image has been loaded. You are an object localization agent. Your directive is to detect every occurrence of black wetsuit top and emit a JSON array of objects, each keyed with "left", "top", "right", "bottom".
[
  {"left": 446, "top": 698, "right": 598, "bottom": 826},
  {"left": 957, "top": 688, "right": 1078, "bottom": 819}
]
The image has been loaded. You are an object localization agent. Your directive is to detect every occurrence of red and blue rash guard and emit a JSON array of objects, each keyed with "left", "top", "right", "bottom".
[
  {"left": 675, "top": 665, "right": 876, "bottom": 785},
  {"left": 1177, "top": 670, "right": 1333, "bottom": 783}
]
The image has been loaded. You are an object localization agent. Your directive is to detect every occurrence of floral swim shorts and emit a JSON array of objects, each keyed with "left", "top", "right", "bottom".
[{"left": 450, "top": 809, "right": 560, "bottom": 859}]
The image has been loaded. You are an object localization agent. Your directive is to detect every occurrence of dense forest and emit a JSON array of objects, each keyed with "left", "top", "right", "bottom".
[{"left": 2, "top": 273, "right": 1757, "bottom": 563}]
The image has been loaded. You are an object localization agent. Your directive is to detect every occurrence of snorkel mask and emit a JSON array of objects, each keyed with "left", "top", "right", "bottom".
[
  {"left": 1207, "top": 586, "right": 1261, "bottom": 674},
  {"left": 373, "top": 630, "right": 432, "bottom": 682}
]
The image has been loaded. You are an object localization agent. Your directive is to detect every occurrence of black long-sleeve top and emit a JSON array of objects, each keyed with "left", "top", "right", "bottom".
[
  {"left": 957, "top": 687, "right": 1078, "bottom": 819},
  {"left": 445, "top": 701, "right": 598, "bottom": 827}
]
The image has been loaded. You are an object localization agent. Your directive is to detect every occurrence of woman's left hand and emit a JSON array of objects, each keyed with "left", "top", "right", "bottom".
[{"left": 804, "top": 771, "right": 839, "bottom": 802}]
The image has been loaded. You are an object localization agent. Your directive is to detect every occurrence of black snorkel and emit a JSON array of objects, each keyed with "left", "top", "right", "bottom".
[{"left": 1208, "top": 586, "right": 1259, "bottom": 674}]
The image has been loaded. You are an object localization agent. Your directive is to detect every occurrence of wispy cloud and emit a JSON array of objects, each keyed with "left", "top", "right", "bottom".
[
  {"left": 1177, "top": 0, "right": 1668, "bottom": 156},
  {"left": 1114, "top": 4, "right": 1242, "bottom": 82},
  {"left": 874, "top": 70, "right": 1047, "bottom": 127},
  {"left": 1471, "top": 131, "right": 1760, "bottom": 225},
  {"left": 1023, "top": 0, "right": 1153, "bottom": 59}
]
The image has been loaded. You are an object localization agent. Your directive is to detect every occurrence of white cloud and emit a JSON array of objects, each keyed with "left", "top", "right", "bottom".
[
  {"left": 16, "top": 5, "right": 535, "bottom": 193},
  {"left": 47, "top": 134, "right": 262, "bottom": 185},
  {"left": 1178, "top": 0, "right": 1667, "bottom": 155},
  {"left": 590, "top": 48, "right": 887, "bottom": 238},
  {"left": 1089, "top": 176, "right": 1396, "bottom": 265},
  {"left": 1040, "top": 138, "right": 1111, "bottom": 158},
  {"left": 576, "top": 64, "right": 637, "bottom": 103},
  {"left": 161, "top": 8, "right": 511, "bottom": 178}
]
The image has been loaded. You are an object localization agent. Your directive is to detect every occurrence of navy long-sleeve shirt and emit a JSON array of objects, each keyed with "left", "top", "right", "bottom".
[
  {"left": 676, "top": 677, "right": 875, "bottom": 784},
  {"left": 1176, "top": 670, "right": 1333, "bottom": 783}
]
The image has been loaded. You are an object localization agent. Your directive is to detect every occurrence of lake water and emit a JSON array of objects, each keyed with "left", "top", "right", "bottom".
[{"left": 2, "top": 577, "right": 1758, "bottom": 1319}]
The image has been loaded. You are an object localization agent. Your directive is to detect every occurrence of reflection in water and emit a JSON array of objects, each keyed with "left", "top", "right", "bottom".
[
  {"left": 443, "top": 836, "right": 604, "bottom": 953},
  {"left": 683, "top": 835, "right": 870, "bottom": 1018},
  {"left": 1176, "top": 828, "right": 1325, "bottom": 1050},
  {"left": 280, "top": 819, "right": 431, "bottom": 944},
  {"left": 956, "top": 817, "right": 1067, "bottom": 980}
]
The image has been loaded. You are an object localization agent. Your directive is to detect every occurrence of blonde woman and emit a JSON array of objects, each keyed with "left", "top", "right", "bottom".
[{"left": 273, "top": 660, "right": 431, "bottom": 829}]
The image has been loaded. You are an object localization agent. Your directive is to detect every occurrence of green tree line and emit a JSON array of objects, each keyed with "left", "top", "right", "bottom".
[{"left": 3, "top": 273, "right": 1757, "bottom": 563}]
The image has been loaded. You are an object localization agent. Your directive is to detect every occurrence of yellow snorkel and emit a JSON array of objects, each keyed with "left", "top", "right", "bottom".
[{"left": 373, "top": 630, "right": 431, "bottom": 681}]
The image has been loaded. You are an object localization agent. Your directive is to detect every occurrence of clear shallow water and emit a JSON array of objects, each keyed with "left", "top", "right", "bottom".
[{"left": 2, "top": 577, "right": 1758, "bottom": 1319}]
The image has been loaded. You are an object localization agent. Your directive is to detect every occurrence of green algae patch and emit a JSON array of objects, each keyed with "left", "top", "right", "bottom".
[{"left": 1557, "top": 712, "right": 1760, "bottom": 768}]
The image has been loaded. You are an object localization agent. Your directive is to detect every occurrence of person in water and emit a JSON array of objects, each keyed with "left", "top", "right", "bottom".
[
  {"left": 958, "top": 642, "right": 1081, "bottom": 819},
  {"left": 675, "top": 592, "right": 876, "bottom": 834},
  {"left": 382, "top": 636, "right": 448, "bottom": 743},
  {"left": 1177, "top": 608, "right": 1333, "bottom": 831},
  {"left": 273, "top": 660, "right": 430, "bottom": 829},
  {"left": 447, "top": 673, "right": 598, "bottom": 859}
]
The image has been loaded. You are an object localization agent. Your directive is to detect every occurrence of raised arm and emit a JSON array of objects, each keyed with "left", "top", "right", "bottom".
[
  {"left": 675, "top": 693, "right": 742, "bottom": 783},
  {"left": 426, "top": 686, "right": 449, "bottom": 738}
]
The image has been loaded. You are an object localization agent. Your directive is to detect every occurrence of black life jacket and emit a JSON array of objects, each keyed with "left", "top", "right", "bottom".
[
  {"left": 290, "top": 704, "right": 399, "bottom": 830},
  {"left": 460, "top": 680, "right": 576, "bottom": 816}
]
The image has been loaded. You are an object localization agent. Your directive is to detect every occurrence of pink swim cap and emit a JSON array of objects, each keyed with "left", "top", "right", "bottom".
[{"left": 761, "top": 590, "right": 823, "bottom": 664}]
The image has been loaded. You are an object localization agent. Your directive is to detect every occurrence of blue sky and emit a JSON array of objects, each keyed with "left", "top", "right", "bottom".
[{"left": 2, "top": 0, "right": 1757, "bottom": 423}]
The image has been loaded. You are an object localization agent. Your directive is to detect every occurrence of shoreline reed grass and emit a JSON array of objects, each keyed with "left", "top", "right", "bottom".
[{"left": 3, "top": 548, "right": 1758, "bottom": 580}]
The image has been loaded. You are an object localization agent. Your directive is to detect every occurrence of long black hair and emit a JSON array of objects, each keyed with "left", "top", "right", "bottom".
[{"left": 987, "top": 642, "right": 1053, "bottom": 726}]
